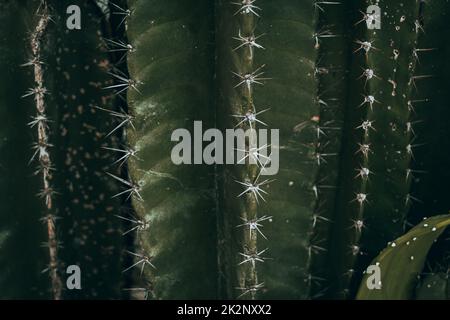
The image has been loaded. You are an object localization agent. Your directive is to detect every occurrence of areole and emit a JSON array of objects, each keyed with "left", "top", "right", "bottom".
[{"left": 170, "top": 121, "right": 280, "bottom": 176}]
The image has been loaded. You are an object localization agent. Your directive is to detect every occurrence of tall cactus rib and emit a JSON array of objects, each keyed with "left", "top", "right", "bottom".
[
  {"left": 43, "top": 0, "right": 125, "bottom": 299},
  {"left": 26, "top": 2, "right": 62, "bottom": 300},
  {"left": 123, "top": 0, "right": 218, "bottom": 299},
  {"left": 217, "top": 0, "right": 346, "bottom": 299},
  {"left": 0, "top": 0, "right": 50, "bottom": 299},
  {"left": 328, "top": 0, "right": 427, "bottom": 298}
]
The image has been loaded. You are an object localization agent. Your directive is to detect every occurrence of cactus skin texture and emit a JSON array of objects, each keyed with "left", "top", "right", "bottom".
[
  {"left": 215, "top": 0, "right": 350, "bottom": 300},
  {"left": 215, "top": 0, "right": 325, "bottom": 299},
  {"left": 1, "top": 0, "right": 450, "bottom": 300},
  {"left": 44, "top": 0, "right": 124, "bottom": 299}
]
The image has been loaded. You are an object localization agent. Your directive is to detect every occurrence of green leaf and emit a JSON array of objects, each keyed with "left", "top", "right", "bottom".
[{"left": 356, "top": 214, "right": 450, "bottom": 300}]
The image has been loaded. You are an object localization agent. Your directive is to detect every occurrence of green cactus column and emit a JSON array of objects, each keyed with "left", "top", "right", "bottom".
[
  {"left": 124, "top": 0, "right": 218, "bottom": 299},
  {"left": 0, "top": 0, "right": 50, "bottom": 299},
  {"left": 329, "top": 0, "right": 424, "bottom": 298},
  {"left": 215, "top": 0, "right": 348, "bottom": 299},
  {"left": 407, "top": 0, "right": 450, "bottom": 288},
  {"left": 42, "top": 0, "right": 125, "bottom": 299}
]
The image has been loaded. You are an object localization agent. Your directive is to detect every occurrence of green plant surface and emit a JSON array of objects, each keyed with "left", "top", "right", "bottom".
[
  {"left": 0, "top": 0, "right": 50, "bottom": 299},
  {"left": 215, "top": 0, "right": 351, "bottom": 299},
  {"left": 1, "top": 0, "right": 450, "bottom": 301},
  {"left": 356, "top": 214, "right": 450, "bottom": 300},
  {"left": 406, "top": 0, "right": 450, "bottom": 227},
  {"left": 0, "top": 0, "right": 125, "bottom": 299},
  {"left": 124, "top": 0, "right": 218, "bottom": 299}
]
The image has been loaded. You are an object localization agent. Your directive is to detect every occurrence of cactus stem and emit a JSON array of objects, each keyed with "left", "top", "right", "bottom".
[
  {"left": 232, "top": 64, "right": 270, "bottom": 91},
  {"left": 106, "top": 172, "right": 143, "bottom": 201},
  {"left": 103, "top": 71, "right": 142, "bottom": 95},
  {"left": 102, "top": 146, "right": 140, "bottom": 167},
  {"left": 235, "top": 282, "right": 264, "bottom": 299}
]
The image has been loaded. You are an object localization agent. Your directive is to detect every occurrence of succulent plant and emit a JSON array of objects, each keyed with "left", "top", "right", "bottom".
[{"left": 0, "top": 0, "right": 449, "bottom": 300}]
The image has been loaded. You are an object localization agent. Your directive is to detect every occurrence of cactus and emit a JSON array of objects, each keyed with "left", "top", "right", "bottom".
[
  {"left": 0, "top": 0, "right": 124, "bottom": 299},
  {"left": 356, "top": 215, "right": 450, "bottom": 299},
  {"left": 0, "top": 0, "right": 450, "bottom": 300}
]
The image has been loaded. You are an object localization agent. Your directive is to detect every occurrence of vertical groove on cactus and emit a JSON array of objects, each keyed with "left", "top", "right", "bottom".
[
  {"left": 310, "top": 1, "right": 350, "bottom": 297},
  {"left": 0, "top": 0, "right": 50, "bottom": 299},
  {"left": 26, "top": 2, "right": 62, "bottom": 300}
]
